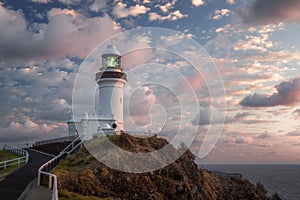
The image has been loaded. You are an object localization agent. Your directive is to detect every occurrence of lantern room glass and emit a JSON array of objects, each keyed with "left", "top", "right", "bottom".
[{"left": 103, "top": 56, "right": 120, "bottom": 68}]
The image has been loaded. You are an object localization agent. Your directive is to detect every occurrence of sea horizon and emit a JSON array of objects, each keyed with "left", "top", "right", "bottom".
[{"left": 203, "top": 164, "right": 300, "bottom": 200}]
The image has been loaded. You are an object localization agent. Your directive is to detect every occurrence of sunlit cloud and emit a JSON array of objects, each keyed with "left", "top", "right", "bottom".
[
  {"left": 0, "top": 5, "right": 119, "bottom": 60},
  {"left": 113, "top": 2, "right": 150, "bottom": 18},
  {"left": 212, "top": 9, "right": 230, "bottom": 20},
  {"left": 226, "top": 0, "right": 235, "bottom": 5},
  {"left": 149, "top": 10, "right": 187, "bottom": 21},
  {"left": 191, "top": 0, "right": 205, "bottom": 7}
]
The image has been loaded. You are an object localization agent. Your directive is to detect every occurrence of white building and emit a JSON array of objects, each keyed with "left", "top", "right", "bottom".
[{"left": 68, "top": 45, "right": 127, "bottom": 136}]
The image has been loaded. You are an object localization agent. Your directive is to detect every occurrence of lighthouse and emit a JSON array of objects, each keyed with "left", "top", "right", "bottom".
[
  {"left": 68, "top": 45, "right": 127, "bottom": 136},
  {"left": 95, "top": 45, "right": 127, "bottom": 132}
]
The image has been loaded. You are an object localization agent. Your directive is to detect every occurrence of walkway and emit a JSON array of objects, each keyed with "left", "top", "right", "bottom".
[
  {"left": 0, "top": 149, "right": 53, "bottom": 200},
  {"left": 18, "top": 178, "right": 52, "bottom": 200}
]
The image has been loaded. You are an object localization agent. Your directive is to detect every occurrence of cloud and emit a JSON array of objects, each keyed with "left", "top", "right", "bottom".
[
  {"left": 90, "top": 0, "right": 106, "bottom": 12},
  {"left": 0, "top": 59, "right": 76, "bottom": 146},
  {"left": 112, "top": 2, "right": 150, "bottom": 18},
  {"left": 233, "top": 34, "right": 273, "bottom": 52},
  {"left": 212, "top": 9, "right": 230, "bottom": 20},
  {"left": 0, "top": 5, "right": 119, "bottom": 60},
  {"left": 239, "top": 0, "right": 300, "bottom": 25},
  {"left": 122, "top": 49, "right": 155, "bottom": 70},
  {"left": 234, "top": 112, "right": 251, "bottom": 119},
  {"left": 192, "top": 106, "right": 227, "bottom": 126},
  {"left": 191, "top": 0, "right": 205, "bottom": 7},
  {"left": 233, "top": 113, "right": 278, "bottom": 124},
  {"left": 224, "top": 135, "right": 254, "bottom": 145},
  {"left": 57, "top": 0, "right": 81, "bottom": 5},
  {"left": 293, "top": 109, "right": 300, "bottom": 119},
  {"left": 240, "top": 77, "right": 300, "bottom": 107},
  {"left": 159, "top": 2, "right": 174, "bottom": 13},
  {"left": 126, "top": 86, "right": 157, "bottom": 126},
  {"left": 286, "top": 130, "right": 300, "bottom": 137},
  {"left": 257, "top": 131, "right": 273, "bottom": 139},
  {"left": 176, "top": 74, "right": 204, "bottom": 93},
  {"left": 257, "top": 142, "right": 273, "bottom": 148},
  {"left": 239, "top": 119, "right": 279, "bottom": 125},
  {"left": 226, "top": 0, "right": 235, "bottom": 4},
  {"left": 149, "top": 10, "right": 187, "bottom": 21},
  {"left": 31, "top": 0, "right": 51, "bottom": 3},
  {"left": 0, "top": 57, "right": 77, "bottom": 132},
  {"left": 0, "top": 118, "right": 64, "bottom": 145},
  {"left": 128, "top": 86, "right": 156, "bottom": 117},
  {"left": 38, "top": 99, "right": 71, "bottom": 121}
]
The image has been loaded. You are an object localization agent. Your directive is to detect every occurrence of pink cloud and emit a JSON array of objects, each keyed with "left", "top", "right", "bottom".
[
  {"left": 127, "top": 86, "right": 156, "bottom": 126},
  {"left": 0, "top": 118, "right": 64, "bottom": 145},
  {"left": 176, "top": 74, "right": 204, "bottom": 93},
  {"left": 239, "top": 0, "right": 300, "bottom": 25},
  {"left": 240, "top": 77, "right": 300, "bottom": 107},
  {"left": 122, "top": 49, "right": 155, "bottom": 70},
  {"left": 286, "top": 130, "right": 300, "bottom": 137},
  {"left": 223, "top": 135, "right": 254, "bottom": 145},
  {"left": 0, "top": 6, "right": 119, "bottom": 60}
]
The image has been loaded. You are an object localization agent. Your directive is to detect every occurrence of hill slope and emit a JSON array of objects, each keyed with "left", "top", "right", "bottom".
[{"left": 53, "top": 133, "right": 279, "bottom": 200}]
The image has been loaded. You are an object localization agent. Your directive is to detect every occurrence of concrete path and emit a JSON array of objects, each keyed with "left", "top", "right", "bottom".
[
  {"left": 18, "top": 178, "right": 52, "bottom": 200},
  {"left": 0, "top": 149, "right": 53, "bottom": 200}
]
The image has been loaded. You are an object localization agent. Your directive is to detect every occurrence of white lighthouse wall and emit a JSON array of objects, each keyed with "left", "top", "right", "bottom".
[
  {"left": 98, "top": 78, "right": 126, "bottom": 131},
  {"left": 67, "top": 122, "right": 76, "bottom": 136}
]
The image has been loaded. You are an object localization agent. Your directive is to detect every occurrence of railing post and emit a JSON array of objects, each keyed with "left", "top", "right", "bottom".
[
  {"left": 53, "top": 177, "right": 58, "bottom": 200},
  {"left": 18, "top": 158, "right": 20, "bottom": 166},
  {"left": 49, "top": 176, "right": 52, "bottom": 189},
  {"left": 4, "top": 162, "right": 6, "bottom": 169},
  {"left": 38, "top": 172, "right": 41, "bottom": 186}
]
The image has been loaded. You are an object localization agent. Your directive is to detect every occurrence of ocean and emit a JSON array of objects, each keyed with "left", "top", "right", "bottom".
[{"left": 202, "top": 164, "right": 300, "bottom": 200}]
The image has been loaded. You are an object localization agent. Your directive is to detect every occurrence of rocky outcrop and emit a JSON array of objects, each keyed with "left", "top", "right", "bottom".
[{"left": 53, "top": 133, "right": 279, "bottom": 200}]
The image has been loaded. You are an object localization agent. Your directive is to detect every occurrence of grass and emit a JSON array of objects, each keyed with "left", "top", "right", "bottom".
[
  {"left": 59, "top": 189, "right": 114, "bottom": 200},
  {"left": 0, "top": 150, "right": 24, "bottom": 180},
  {"left": 0, "top": 150, "right": 19, "bottom": 162}
]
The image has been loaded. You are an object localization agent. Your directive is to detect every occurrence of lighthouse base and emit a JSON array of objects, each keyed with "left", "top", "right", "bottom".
[{"left": 67, "top": 113, "right": 123, "bottom": 138}]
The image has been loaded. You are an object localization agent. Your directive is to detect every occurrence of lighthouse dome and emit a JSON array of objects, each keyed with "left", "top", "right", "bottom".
[{"left": 102, "top": 44, "right": 120, "bottom": 56}]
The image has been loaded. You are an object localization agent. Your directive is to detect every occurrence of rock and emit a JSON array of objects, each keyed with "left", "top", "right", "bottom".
[{"left": 53, "top": 133, "right": 276, "bottom": 200}]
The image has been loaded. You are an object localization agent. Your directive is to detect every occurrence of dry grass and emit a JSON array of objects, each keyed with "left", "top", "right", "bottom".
[{"left": 59, "top": 189, "right": 114, "bottom": 200}]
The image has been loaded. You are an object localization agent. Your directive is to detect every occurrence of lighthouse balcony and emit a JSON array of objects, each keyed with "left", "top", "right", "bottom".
[{"left": 95, "top": 71, "right": 127, "bottom": 83}]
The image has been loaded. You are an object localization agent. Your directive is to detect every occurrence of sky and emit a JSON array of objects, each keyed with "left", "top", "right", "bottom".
[{"left": 1, "top": 0, "right": 300, "bottom": 164}]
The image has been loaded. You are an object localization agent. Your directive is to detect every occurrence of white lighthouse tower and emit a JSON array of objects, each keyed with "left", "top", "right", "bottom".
[
  {"left": 95, "top": 45, "right": 127, "bottom": 132},
  {"left": 67, "top": 45, "right": 126, "bottom": 136}
]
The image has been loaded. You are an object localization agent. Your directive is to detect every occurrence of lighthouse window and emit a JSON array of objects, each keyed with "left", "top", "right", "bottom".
[{"left": 104, "top": 56, "right": 118, "bottom": 67}]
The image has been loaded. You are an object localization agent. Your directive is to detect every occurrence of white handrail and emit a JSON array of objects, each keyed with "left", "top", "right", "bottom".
[
  {"left": 35, "top": 135, "right": 77, "bottom": 146},
  {"left": 1, "top": 145, "right": 29, "bottom": 170},
  {"left": 38, "top": 136, "right": 83, "bottom": 200}
]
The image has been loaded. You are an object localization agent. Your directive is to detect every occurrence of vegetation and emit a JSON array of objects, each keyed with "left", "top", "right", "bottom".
[
  {"left": 0, "top": 150, "right": 19, "bottom": 162},
  {"left": 59, "top": 189, "right": 114, "bottom": 200},
  {"left": 53, "top": 133, "right": 281, "bottom": 200},
  {"left": 0, "top": 150, "right": 24, "bottom": 180},
  {"left": 256, "top": 181, "right": 268, "bottom": 195},
  {"left": 31, "top": 141, "right": 72, "bottom": 156}
]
